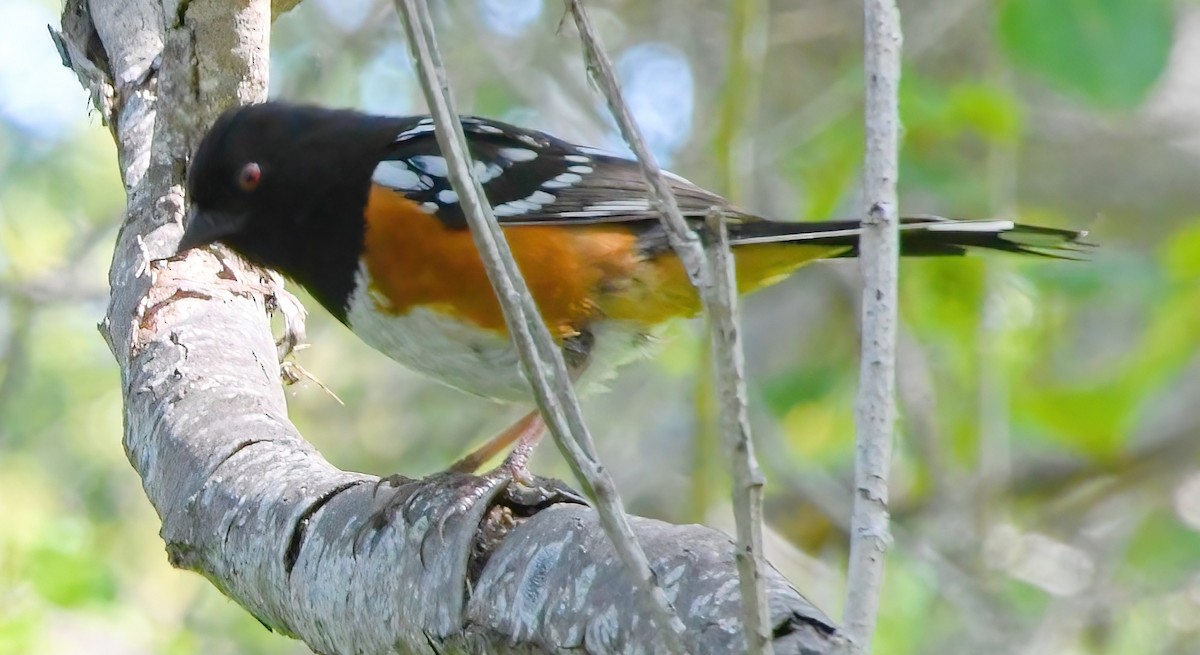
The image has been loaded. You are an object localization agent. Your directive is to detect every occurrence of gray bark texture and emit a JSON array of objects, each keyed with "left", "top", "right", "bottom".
[{"left": 52, "top": 0, "right": 839, "bottom": 652}]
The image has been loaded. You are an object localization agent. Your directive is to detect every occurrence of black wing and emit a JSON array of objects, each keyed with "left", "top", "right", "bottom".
[{"left": 370, "top": 115, "right": 746, "bottom": 229}]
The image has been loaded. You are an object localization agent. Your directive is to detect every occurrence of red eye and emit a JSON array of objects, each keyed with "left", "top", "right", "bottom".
[{"left": 238, "top": 162, "right": 262, "bottom": 191}]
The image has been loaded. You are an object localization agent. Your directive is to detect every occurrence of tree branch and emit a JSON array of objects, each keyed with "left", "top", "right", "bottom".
[
  {"left": 53, "top": 0, "right": 838, "bottom": 652},
  {"left": 840, "top": 0, "right": 903, "bottom": 652}
]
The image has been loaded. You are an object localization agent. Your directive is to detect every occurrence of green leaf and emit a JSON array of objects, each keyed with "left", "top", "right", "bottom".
[{"left": 997, "top": 0, "right": 1174, "bottom": 109}]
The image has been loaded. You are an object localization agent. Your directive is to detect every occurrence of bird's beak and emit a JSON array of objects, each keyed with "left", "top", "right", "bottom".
[{"left": 176, "top": 206, "right": 245, "bottom": 255}]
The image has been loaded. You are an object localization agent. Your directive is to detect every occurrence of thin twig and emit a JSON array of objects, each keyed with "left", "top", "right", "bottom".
[
  {"left": 392, "top": 1, "right": 689, "bottom": 650},
  {"left": 705, "top": 209, "right": 774, "bottom": 655},
  {"left": 563, "top": 0, "right": 709, "bottom": 291},
  {"left": 841, "top": 0, "right": 902, "bottom": 652},
  {"left": 563, "top": 2, "right": 774, "bottom": 651}
]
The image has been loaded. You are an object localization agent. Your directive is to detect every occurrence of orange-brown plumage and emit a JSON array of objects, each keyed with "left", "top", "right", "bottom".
[{"left": 362, "top": 184, "right": 642, "bottom": 340}]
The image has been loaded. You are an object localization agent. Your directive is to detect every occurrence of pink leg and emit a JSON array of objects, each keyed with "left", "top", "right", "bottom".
[{"left": 449, "top": 411, "right": 545, "bottom": 474}]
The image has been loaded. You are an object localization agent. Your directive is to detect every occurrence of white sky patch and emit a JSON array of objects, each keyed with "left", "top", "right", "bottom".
[
  {"left": 0, "top": 1, "right": 89, "bottom": 142},
  {"left": 359, "top": 43, "right": 415, "bottom": 116},
  {"left": 604, "top": 43, "right": 695, "bottom": 167},
  {"left": 477, "top": 0, "right": 544, "bottom": 37},
  {"left": 316, "top": 0, "right": 375, "bottom": 31}
]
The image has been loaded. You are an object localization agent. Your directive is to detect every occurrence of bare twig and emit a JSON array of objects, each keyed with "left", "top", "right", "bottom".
[
  {"left": 563, "top": 0, "right": 709, "bottom": 291},
  {"left": 563, "top": 2, "right": 775, "bottom": 651},
  {"left": 392, "top": 1, "right": 690, "bottom": 650},
  {"left": 705, "top": 209, "right": 774, "bottom": 654},
  {"left": 841, "top": 0, "right": 902, "bottom": 652}
]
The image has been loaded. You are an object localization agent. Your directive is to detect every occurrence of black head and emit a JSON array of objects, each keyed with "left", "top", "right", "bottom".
[{"left": 179, "top": 102, "right": 403, "bottom": 321}]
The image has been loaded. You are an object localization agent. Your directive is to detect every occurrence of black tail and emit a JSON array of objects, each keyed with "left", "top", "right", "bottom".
[{"left": 729, "top": 215, "right": 1093, "bottom": 260}]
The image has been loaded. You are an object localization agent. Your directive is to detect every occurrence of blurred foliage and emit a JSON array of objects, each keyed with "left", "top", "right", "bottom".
[
  {"left": 3, "top": 0, "right": 1200, "bottom": 653},
  {"left": 997, "top": 0, "right": 1174, "bottom": 109}
]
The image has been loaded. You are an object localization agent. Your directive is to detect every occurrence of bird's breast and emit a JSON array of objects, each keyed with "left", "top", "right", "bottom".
[{"left": 345, "top": 266, "right": 661, "bottom": 401}]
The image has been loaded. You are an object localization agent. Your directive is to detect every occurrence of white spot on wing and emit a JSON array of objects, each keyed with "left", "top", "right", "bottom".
[
  {"left": 395, "top": 120, "right": 435, "bottom": 141},
  {"left": 568, "top": 165, "right": 594, "bottom": 174},
  {"left": 564, "top": 154, "right": 590, "bottom": 164},
  {"left": 373, "top": 160, "right": 425, "bottom": 191},
  {"left": 421, "top": 202, "right": 439, "bottom": 213},
  {"left": 733, "top": 227, "right": 864, "bottom": 246},
  {"left": 922, "top": 219, "right": 1014, "bottom": 233},
  {"left": 464, "top": 118, "right": 504, "bottom": 134},
  {"left": 527, "top": 190, "right": 556, "bottom": 204},
  {"left": 502, "top": 199, "right": 540, "bottom": 214},
  {"left": 474, "top": 160, "right": 504, "bottom": 183},
  {"left": 555, "top": 209, "right": 615, "bottom": 218},
  {"left": 542, "top": 172, "right": 583, "bottom": 189},
  {"left": 585, "top": 199, "right": 651, "bottom": 213},
  {"left": 409, "top": 155, "right": 449, "bottom": 177},
  {"left": 438, "top": 189, "right": 459, "bottom": 204},
  {"left": 499, "top": 147, "right": 538, "bottom": 162},
  {"left": 551, "top": 198, "right": 653, "bottom": 219},
  {"left": 494, "top": 202, "right": 531, "bottom": 217}
]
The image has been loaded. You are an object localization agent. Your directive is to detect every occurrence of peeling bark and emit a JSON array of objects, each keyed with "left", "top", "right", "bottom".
[{"left": 53, "top": 0, "right": 839, "bottom": 652}]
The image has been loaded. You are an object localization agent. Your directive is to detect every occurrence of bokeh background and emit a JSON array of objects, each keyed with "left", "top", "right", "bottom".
[{"left": 3, "top": 0, "right": 1200, "bottom": 652}]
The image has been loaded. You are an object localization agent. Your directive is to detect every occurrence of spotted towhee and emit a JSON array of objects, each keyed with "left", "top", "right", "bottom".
[{"left": 177, "top": 102, "right": 1089, "bottom": 475}]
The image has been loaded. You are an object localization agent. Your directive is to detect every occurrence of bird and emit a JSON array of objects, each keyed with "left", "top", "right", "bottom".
[{"left": 177, "top": 102, "right": 1090, "bottom": 477}]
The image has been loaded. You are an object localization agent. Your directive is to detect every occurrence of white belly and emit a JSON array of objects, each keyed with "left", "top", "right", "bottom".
[{"left": 345, "top": 272, "right": 659, "bottom": 402}]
